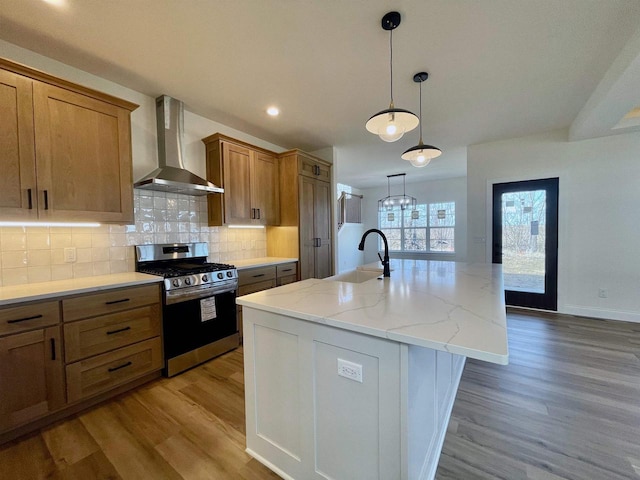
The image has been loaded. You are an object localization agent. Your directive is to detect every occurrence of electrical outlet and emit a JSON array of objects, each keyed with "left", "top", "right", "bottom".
[
  {"left": 598, "top": 288, "right": 608, "bottom": 298},
  {"left": 64, "top": 247, "right": 77, "bottom": 263},
  {"left": 337, "top": 358, "right": 363, "bottom": 383}
]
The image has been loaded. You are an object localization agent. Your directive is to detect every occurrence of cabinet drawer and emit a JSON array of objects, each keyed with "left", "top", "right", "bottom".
[
  {"left": 238, "top": 266, "right": 276, "bottom": 286},
  {"left": 277, "top": 274, "right": 298, "bottom": 287},
  {"left": 62, "top": 284, "right": 160, "bottom": 322},
  {"left": 64, "top": 305, "right": 161, "bottom": 363},
  {"left": 276, "top": 262, "right": 297, "bottom": 278},
  {"left": 66, "top": 337, "right": 162, "bottom": 403},
  {"left": 0, "top": 301, "right": 60, "bottom": 336},
  {"left": 298, "top": 156, "right": 331, "bottom": 182},
  {"left": 238, "top": 279, "right": 277, "bottom": 296}
]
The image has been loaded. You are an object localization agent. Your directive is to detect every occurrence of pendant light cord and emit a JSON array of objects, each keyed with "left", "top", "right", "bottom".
[
  {"left": 389, "top": 29, "right": 394, "bottom": 106},
  {"left": 418, "top": 79, "right": 424, "bottom": 144}
]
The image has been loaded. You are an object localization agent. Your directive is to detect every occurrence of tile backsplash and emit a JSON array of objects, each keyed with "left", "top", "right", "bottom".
[{"left": 0, "top": 190, "right": 267, "bottom": 287}]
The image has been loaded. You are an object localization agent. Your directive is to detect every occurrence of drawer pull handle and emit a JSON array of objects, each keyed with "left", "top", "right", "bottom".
[
  {"left": 106, "top": 326, "right": 131, "bottom": 335},
  {"left": 252, "top": 273, "right": 265, "bottom": 278},
  {"left": 108, "top": 361, "right": 132, "bottom": 372},
  {"left": 7, "top": 314, "right": 43, "bottom": 324},
  {"left": 281, "top": 269, "right": 293, "bottom": 272},
  {"left": 105, "top": 298, "right": 130, "bottom": 305}
]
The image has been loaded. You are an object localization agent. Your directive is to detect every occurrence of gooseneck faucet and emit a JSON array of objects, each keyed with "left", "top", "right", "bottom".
[{"left": 358, "top": 229, "right": 391, "bottom": 277}]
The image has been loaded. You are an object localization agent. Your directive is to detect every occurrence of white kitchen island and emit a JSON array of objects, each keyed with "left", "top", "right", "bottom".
[{"left": 236, "top": 259, "right": 508, "bottom": 480}]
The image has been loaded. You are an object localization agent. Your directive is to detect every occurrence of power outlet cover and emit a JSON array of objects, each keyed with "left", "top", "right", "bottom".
[{"left": 337, "top": 358, "right": 363, "bottom": 383}]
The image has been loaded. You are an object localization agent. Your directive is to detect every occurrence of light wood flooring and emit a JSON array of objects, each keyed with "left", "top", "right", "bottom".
[{"left": 1, "top": 310, "right": 639, "bottom": 479}]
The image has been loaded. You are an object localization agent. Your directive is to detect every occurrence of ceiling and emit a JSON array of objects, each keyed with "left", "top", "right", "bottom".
[{"left": 2, "top": 0, "right": 640, "bottom": 189}]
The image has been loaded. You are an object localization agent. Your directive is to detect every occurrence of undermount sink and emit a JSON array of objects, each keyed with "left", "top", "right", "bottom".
[{"left": 325, "top": 268, "right": 384, "bottom": 284}]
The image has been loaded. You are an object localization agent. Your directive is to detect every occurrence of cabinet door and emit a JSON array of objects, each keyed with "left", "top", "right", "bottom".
[
  {"left": 0, "top": 326, "right": 65, "bottom": 431},
  {"left": 299, "top": 176, "right": 317, "bottom": 280},
  {"left": 314, "top": 180, "right": 333, "bottom": 279},
  {"left": 32, "top": 82, "right": 133, "bottom": 223},
  {"left": 222, "top": 142, "right": 253, "bottom": 224},
  {"left": 0, "top": 69, "right": 38, "bottom": 219},
  {"left": 252, "top": 151, "right": 279, "bottom": 225},
  {"left": 298, "top": 155, "right": 331, "bottom": 182}
]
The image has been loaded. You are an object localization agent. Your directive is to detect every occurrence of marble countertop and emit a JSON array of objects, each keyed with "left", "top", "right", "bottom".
[
  {"left": 237, "top": 259, "right": 508, "bottom": 365},
  {"left": 0, "top": 273, "right": 163, "bottom": 306},
  {"left": 230, "top": 257, "right": 298, "bottom": 270}
]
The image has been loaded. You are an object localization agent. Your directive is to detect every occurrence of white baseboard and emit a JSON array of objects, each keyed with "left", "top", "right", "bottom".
[
  {"left": 562, "top": 305, "right": 640, "bottom": 324},
  {"left": 245, "top": 448, "right": 296, "bottom": 480}
]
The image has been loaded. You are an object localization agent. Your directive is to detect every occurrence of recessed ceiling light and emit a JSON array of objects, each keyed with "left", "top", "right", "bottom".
[{"left": 266, "top": 106, "right": 279, "bottom": 117}]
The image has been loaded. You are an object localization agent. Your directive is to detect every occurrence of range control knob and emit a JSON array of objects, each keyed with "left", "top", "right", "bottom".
[
  {"left": 202, "top": 274, "right": 208, "bottom": 282},
  {"left": 217, "top": 272, "right": 224, "bottom": 279},
  {"left": 172, "top": 279, "right": 180, "bottom": 288},
  {"left": 184, "top": 277, "right": 192, "bottom": 286},
  {"left": 226, "top": 271, "right": 233, "bottom": 278}
]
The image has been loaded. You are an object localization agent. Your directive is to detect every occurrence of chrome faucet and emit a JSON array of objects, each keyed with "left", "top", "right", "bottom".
[{"left": 358, "top": 229, "right": 391, "bottom": 277}]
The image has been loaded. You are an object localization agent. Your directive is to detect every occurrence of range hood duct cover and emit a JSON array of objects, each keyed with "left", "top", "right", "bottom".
[{"left": 134, "top": 95, "right": 223, "bottom": 196}]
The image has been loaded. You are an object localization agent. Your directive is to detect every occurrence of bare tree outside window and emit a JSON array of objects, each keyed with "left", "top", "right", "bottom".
[{"left": 378, "top": 202, "right": 455, "bottom": 253}]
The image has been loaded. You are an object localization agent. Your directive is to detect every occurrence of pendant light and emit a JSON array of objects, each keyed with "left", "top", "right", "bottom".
[
  {"left": 378, "top": 173, "right": 417, "bottom": 212},
  {"left": 401, "top": 72, "right": 442, "bottom": 167},
  {"left": 365, "top": 12, "right": 419, "bottom": 143}
]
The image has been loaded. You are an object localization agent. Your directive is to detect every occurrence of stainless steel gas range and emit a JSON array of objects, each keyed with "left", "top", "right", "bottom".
[{"left": 135, "top": 243, "right": 239, "bottom": 376}]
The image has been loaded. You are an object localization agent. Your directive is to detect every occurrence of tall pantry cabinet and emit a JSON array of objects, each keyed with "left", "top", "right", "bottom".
[{"left": 270, "top": 150, "right": 333, "bottom": 280}]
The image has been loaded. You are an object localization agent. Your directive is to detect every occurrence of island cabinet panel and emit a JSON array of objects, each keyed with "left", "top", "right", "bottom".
[
  {"left": 0, "top": 58, "right": 137, "bottom": 224},
  {"left": 253, "top": 325, "right": 302, "bottom": 460},
  {"left": 0, "top": 325, "right": 65, "bottom": 432},
  {"left": 243, "top": 307, "right": 466, "bottom": 480},
  {"left": 243, "top": 308, "right": 402, "bottom": 480}
]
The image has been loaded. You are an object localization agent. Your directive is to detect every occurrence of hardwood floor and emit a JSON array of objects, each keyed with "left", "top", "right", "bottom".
[
  {"left": 1, "top": 310, "right": 639, "bottom": 479},
  {"left": 437, "top": 309, "right": 640, "bottom": 480}
]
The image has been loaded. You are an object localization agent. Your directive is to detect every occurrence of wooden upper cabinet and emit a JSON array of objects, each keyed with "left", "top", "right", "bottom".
[
  {"left": 0, "top": 58, "right": 138, "bottom": 224},
  {"left": 252, "top": 151, "right": 279, "bottom": 225},
  {"left": 221, "top": 141, "right": 253, "bottom": 224},
  {"left": 203, "top": 133, "right": 279, "bottom": 226},
  {"left": 0, "top": 69, "right": 37, "bottom": 219}
]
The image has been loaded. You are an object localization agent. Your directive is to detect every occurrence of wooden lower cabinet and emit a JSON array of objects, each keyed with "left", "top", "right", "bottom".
[
  {"left": 0, "top": 325, "right": 65, "bottom": 432},
  {"left": 0, "top": 282, "right": 163, "bottom": 443}
]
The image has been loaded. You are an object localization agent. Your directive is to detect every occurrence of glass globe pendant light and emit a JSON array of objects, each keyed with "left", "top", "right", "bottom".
[
  {"left": 365, "top": 12, "right": 419, "bottom": 143},
  {"left": 402, "top": 72, "right": 442, "bottom": 167}
]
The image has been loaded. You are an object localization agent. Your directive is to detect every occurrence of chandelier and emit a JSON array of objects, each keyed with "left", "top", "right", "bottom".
[{"left": 378, "top": 173, "right": 416, "bottom": 212}]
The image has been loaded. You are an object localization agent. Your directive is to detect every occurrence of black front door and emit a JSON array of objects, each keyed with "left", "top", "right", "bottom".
[{"left": 492, "top": 178, "right": 559, "bottom": 310}]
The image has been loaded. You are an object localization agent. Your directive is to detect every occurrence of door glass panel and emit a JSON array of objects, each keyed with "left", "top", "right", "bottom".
[{"left": 501, "top": 189, "right": 546, "bottom": 294}]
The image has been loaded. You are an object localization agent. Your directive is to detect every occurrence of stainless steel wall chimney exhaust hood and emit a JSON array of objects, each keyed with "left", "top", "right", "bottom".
[{"left": 134, "top": 95, "right": 223, "bottom": 196}]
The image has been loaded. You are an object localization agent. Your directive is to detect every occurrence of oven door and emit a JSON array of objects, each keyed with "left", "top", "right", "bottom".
[{"left": 162, "top": 288, "right": 238, "bottom": 360}]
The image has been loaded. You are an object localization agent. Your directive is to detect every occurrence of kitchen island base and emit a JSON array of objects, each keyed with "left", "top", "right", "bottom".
[{"left": 243, "top": 307, "right": 465, "bottom": 480}]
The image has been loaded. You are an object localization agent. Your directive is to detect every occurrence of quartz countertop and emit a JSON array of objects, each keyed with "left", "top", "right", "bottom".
[
  {"left": 236, "top": 259, "right": 508, "bottom": 365},
  {"left": 0, "top": 272, "right": 163, "bottom": 306},
  {"left": 230, "top": 257, "right": 298, "bottom": 270}
]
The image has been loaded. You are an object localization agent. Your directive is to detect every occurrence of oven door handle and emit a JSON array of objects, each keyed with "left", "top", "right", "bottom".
[{"left": 165, "top": 280, "right": 238, "bottom": 305}]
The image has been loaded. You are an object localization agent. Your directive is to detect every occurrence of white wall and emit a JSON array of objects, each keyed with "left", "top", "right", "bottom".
[
  {"left": 359, "top": 177, "right": 468, "bottom": 265},
  {"left": 467, "top": 128, "right": 640, "bottom": 322}
]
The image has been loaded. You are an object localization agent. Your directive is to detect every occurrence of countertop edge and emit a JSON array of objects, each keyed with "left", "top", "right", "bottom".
[
  {"left": 0, "top": 273, "right": 164, "bottom": 306},
  {"left": 231, "top": 257, "right": 298, "bottom": 270}
]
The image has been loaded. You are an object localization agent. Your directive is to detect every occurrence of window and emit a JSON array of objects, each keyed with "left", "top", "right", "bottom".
[{"left": 378, "top": 202, "right": 455, "bottom": 253}]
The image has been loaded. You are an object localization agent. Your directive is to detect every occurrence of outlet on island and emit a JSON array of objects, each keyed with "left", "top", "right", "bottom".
[{"left": 337, "top": 358, "right": 363, "bottom": 383}]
